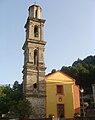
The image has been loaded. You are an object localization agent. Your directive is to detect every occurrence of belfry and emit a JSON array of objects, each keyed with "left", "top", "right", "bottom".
[{"left": 22, "top": 4, "right": 46, "bottom": 118}]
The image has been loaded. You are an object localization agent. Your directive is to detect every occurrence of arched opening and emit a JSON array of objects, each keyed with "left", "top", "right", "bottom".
[
  {"left": 34, "top": 25, "right": 39, "bottom": 37},
  {"left": 35, "top": 9, "right": 38, "bottom": 18},
  {"left": 34, "top": 49, "right": 38, "bottom": 66},
  {"left": 33, "top": 83, "right": 37, "bottom": 88}
]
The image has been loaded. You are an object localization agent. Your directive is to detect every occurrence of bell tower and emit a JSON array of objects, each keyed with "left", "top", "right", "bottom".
[{"left": 22, "top": 4, "right": 46, "bottom": 118}]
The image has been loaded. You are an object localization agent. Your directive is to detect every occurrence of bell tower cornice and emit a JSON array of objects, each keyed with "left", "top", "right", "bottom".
[
  {"left": 25, "top": 17, "right": 46, "bottom": 29},
  {"left": 22, "top": 39, "right": 46, "bottom": 51}
]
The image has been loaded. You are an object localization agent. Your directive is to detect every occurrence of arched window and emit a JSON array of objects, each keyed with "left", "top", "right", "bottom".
[
  {"left": 34, "top": 25, "right": 39, "bottom": 37},
  {"left": 35, "top": 9, "right": 38, "bottom": 18},
  {"left": 34, "top": 49, "right": 38, "bottom": 66}
]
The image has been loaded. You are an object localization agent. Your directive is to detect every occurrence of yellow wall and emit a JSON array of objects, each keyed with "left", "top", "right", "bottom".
[{"left": 45, "top": 71, "right": 80, "bottom": 119}]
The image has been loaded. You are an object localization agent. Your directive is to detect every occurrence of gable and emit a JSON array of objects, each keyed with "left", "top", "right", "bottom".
[{"left": 45, "top": 71, "right": 75, "bottom": 83}]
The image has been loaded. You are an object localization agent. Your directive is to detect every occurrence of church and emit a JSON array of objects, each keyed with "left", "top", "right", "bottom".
[{"left": 22, "top": 4, "right": 80, "bottom": 119}]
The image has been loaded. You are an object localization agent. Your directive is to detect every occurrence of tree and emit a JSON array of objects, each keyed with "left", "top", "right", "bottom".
[
  {"left": 61, "top": 55, "right": 95, "bottom": 95},
  {"left": 0, "top": 81, "right": 34, "bottom": 119},
  {"left": 0, "top": 85, "right": 12, "bottom": 113},
  {"left": 16, "top": 99, "right": 33, "bottom": 119},
  {"left": 0, "top": 81, "right": 23, "bottom": 114}
]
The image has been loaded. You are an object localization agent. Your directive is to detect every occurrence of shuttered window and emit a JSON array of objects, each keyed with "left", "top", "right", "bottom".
[{"left": 57, "top": 85, "right": 63, "bottom": 94}]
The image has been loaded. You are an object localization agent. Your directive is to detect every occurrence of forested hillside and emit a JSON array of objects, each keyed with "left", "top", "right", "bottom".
[{"left": 61, "top": 55, "right": 95, "bottom": 94}]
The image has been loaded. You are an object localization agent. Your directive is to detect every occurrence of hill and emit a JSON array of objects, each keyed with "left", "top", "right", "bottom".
[{"left": 61, "top": 55, "right": 95, "bottom": 94}]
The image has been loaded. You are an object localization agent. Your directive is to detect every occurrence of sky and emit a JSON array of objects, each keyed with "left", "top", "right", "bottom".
[{"left": 0, "top": 0, "right": 95, "bottom": 85}]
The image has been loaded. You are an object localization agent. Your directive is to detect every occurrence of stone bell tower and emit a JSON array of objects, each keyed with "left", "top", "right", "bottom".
[{"left": 22, "top": 4, "right": 46, "bottom": 118}]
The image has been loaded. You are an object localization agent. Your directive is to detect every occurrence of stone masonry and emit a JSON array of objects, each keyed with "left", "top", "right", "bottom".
[{"left": 22, "top": 4, "right": 46, "bottom": 118}]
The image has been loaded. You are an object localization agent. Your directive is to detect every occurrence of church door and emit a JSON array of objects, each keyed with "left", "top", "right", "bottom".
[{"left": 57, "top": 104, "right": 64, "bottom": 119}]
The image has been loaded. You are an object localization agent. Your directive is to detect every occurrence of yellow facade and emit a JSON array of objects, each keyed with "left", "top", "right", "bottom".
[{"left": 45, "top": 71, "right": 80, "bottom": 119}]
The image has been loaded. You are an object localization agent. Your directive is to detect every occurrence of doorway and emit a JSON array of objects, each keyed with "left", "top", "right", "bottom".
[{"left": 57, "top": 104, "right": 64, "bottom": 118}]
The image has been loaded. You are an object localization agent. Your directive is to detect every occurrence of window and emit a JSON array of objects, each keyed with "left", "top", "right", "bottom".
[
  {"left": 33, "top": 83, "right": 37, "bottom": 88},
  {"left": 35, "top": 9, "right": 38, "bottom": 18},
  {"left": 57, "top": 85, "right": 63, "bottom": 94},
  {"left": 34, "top": 49, "right": 38, "bottom": 66},
  {"left": 34, "top": 25, "right": 39, "bottom": 37}
]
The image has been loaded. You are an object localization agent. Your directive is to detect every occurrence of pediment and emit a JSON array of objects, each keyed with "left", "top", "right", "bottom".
[{"left": 45, "top": 71, "right": 75, "bottom": 83}]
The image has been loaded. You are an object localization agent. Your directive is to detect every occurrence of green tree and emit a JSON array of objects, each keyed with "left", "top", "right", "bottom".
[
  {"left": 0, "top": 81, "right": 23, "bottom": 114},
  {"left": 61, "top": 55, "right": 95, "bottom": 95},
  {"left": 16, "top": 99, "right": 33, "bottom": 119},
  {"left": 0, "top": 85, "right": 12, "bottom": 113}
]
